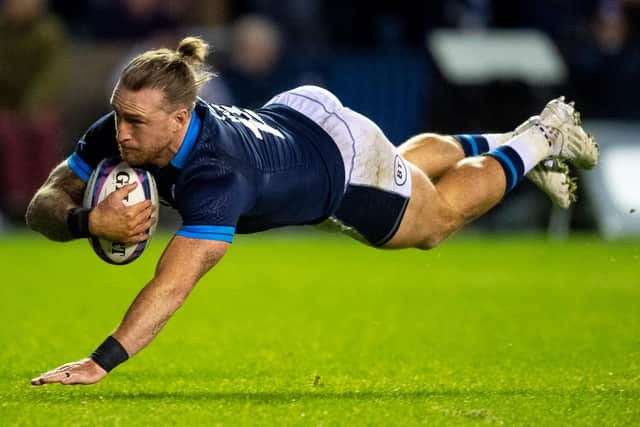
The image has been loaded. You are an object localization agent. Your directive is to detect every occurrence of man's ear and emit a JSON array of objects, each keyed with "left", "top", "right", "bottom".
[{"left": 173, "top": 108, "right": 190, "bottom": 131}]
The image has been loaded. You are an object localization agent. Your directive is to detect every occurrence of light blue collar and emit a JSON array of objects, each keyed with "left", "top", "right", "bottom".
[{"left": 170, "top": 111, "right": 201, "bottom": 169}]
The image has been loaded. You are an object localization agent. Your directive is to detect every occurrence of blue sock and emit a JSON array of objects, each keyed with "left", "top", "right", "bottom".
[
  {"left": 484, "top": 146, "right": 525, "bottom": 193},
  {"left": 453, "top": 134, "right": 491, "bottom": 157}
]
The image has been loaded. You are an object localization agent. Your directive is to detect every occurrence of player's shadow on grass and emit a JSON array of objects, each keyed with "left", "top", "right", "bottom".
[
  {"left": 104, "top": 390, "right": 445, "bottom": 402},
  {"left": 107, "top": 390, "right": 540, "bottom": 402},
  {"left": 25, "top": 389, "right": 544, "bottom": 403}
]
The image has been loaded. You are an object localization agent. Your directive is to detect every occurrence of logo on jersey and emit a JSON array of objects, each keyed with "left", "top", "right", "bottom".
[
  {"left": 209, "top": 104, "right": 285, "bottom": 140},
  {"left": 394, "top": 155, "right": 407, "bottom": 186}
]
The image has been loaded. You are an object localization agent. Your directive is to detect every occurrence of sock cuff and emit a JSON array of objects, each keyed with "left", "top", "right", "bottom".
[
  {"left": 453, "top": 134, "right": 490, "bottom": 157},
  {"left": 484, "top": 146, "right": 525, "bottom": 193}
]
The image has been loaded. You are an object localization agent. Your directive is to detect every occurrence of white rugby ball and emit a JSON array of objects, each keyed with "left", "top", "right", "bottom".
[{"left": 83, "top": 157, "right": 159, "bottom": 265}]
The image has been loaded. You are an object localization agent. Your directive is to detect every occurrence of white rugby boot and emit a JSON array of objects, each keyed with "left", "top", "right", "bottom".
[
  {"left": 500, "top": 97, "right": 596, "bottom": 208},
  {"left": 526, "top": 161, "right": 577, "bottom": 209},
  {"left": 536, "top": 96, "right": 599, "bottom": 170},
  {"left": 491, "top": 125, "right": 576, "bottom": 209}
]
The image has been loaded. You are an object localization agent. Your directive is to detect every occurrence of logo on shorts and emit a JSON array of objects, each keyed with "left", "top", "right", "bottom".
[{"left": 394, "top": 155, "right": 407, "bottom": 186}]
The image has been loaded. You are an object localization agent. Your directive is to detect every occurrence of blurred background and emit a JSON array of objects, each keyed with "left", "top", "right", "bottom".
[{"left": 1, "top": 0, "right": 639, "bottom": 238}]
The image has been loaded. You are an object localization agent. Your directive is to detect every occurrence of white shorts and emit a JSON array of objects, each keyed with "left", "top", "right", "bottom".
[{"left": 265, "top": 86, "right": 412, "bottom": 246}]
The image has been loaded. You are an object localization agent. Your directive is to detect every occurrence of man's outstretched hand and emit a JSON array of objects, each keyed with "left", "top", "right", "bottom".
[{"left": 31, "top": 358, "right": 107, "bottom": 386}]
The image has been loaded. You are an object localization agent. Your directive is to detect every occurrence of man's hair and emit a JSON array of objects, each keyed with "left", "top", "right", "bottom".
[{"left": 119, "top": 36, "right": 213, "bottom": 110}]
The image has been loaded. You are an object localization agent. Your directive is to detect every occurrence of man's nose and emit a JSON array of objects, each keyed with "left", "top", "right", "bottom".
[{"left": 116, "top": 121, "right": 131, "bottom": 144}]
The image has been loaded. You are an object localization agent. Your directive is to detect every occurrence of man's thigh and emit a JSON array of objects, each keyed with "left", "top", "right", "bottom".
[{"left": 382, "top": 163, "right": 463, "bottom": 249}]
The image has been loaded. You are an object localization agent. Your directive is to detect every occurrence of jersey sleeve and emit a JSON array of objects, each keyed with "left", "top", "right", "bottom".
[
  {"left": 66, "top": 112, "right": 119, "bottom": 182},
  {"left": 175, "top": 162, "right": 254, "bottom": 243}
]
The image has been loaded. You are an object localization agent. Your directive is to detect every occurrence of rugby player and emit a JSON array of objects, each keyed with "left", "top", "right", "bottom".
[{"left": 26, "top": 37, "right": 598, "bottom": 385}]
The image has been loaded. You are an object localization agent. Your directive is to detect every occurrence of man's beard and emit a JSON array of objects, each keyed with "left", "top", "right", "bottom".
[{"left": 119, "top": 146, "right": 145, "bottom": 166}]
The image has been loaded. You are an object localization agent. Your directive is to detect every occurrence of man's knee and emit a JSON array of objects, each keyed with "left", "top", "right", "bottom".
[
  {"left": 415, "top": 214, "right": 462, "bottom": 250},
  {"left": 416, "top": 234, "right": 444, "bottom": 251},
  {"left": 392, "top": 200, "right": 464, "bottom": 251},
  {"left": 399, "top": 133, "right": 442, "bottom": 156}
]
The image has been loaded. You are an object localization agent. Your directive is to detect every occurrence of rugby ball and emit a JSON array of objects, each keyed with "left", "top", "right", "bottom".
[{"left": 83, "top": 157, "right": 159, "bottom": 265}]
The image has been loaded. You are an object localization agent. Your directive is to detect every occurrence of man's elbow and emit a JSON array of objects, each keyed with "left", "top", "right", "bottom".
[{"left": 25, "top": 195, "right": 41, "bottom": 232}]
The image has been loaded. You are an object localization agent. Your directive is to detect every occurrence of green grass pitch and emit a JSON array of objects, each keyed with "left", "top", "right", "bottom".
[{"left": 1, "top": 232, "right": 638, "bottom": 425}]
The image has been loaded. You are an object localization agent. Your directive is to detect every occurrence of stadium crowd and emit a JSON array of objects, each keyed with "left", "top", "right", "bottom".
[{"left": 1, "top": 0, "right": 639, "bottom": 228}]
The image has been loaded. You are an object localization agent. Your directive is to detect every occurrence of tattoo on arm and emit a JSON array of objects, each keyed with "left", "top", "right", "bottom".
[{"left": 25, "top": 161, "right": 86, "bottom": 241}]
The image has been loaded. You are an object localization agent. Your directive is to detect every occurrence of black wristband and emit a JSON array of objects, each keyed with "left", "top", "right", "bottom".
[
  {"left": 91, "top": 336, "right": 129, "bottom": 372},
  {"left": 67, "top": 207, "right": 92, "bottom": 238}
]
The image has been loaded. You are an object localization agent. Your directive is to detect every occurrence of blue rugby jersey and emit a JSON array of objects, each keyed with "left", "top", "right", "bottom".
[{"left": 66, "top": 99, "right": 345, "bottom": 242}]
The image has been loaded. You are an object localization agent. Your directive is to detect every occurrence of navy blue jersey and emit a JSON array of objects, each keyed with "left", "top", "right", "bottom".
[{"left": 67, "top": 99, "right": 345, "bottom": 242}]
